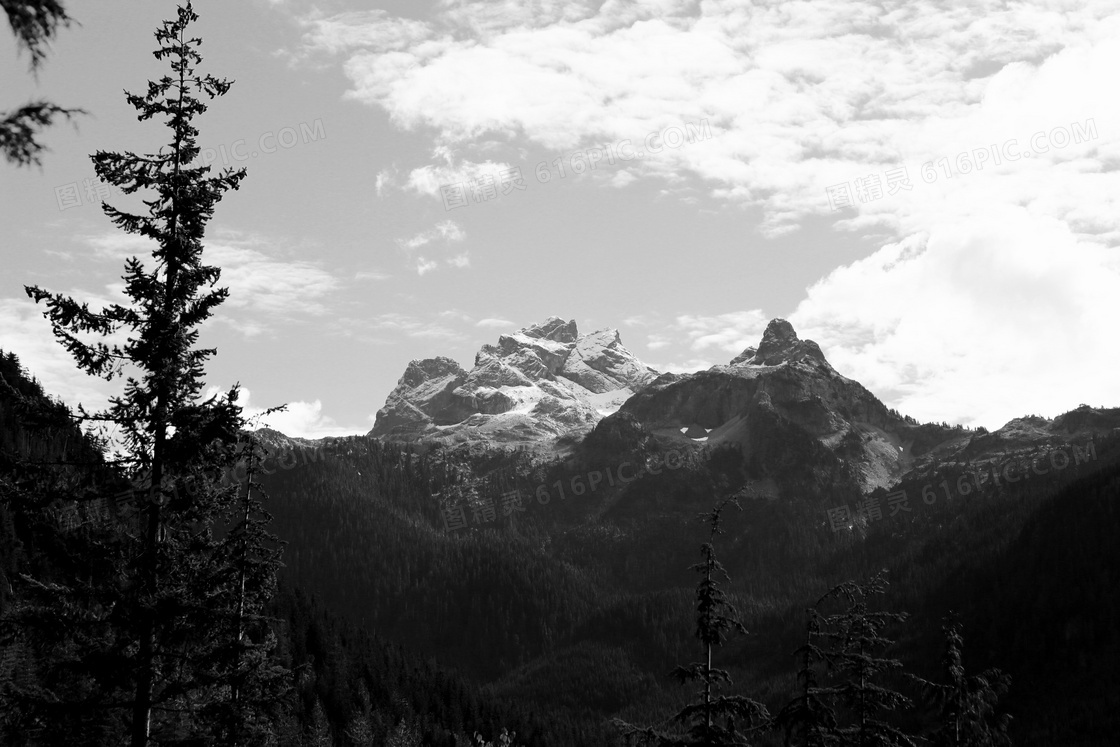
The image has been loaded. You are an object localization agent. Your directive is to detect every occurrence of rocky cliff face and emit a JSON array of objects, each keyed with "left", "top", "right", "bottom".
[
  {"left": 370, "top": 317, "right": 660, "bottom": 446},
  {"left": 592, "top": 318, "right": 912, "bottom": 493}
]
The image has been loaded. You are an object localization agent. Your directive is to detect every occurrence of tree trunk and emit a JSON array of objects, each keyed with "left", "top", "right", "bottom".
[{"left": 131, "top": 435, "right": 165, "bottom": 747}]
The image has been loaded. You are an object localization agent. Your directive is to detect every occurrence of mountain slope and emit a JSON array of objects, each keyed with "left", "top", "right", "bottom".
[{"left": 584, "top": 318, "right": 1119, "bottom": 500}]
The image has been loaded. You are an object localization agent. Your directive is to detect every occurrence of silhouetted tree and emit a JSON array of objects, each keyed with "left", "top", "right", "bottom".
[
  {"left": 20, "top": 3, "right": 287, "bottom": 745},
  {"left": 775, "top": 606, "right": 839, "bottom": 746},
  {"left": 907, "top": 618, "right": 1012, "bottom": 746},
  {"left": 614, "top": 498, "right": 770, "bottom": 746},
  {"left": 816, "top": 571, "right": 915, "bottom": 747}
]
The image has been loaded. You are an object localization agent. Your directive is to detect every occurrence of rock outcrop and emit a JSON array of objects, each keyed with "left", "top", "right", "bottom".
[{"left": 370, "top": 317, "right": 659, "bottom": 447}]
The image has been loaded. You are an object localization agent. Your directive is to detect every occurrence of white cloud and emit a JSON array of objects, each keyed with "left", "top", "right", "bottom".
[
  {"left": 299, "top": 0, "right": 1119, "bottom": 235},
  {"left": 644, "top": 357, "right": 716, "bottom": 374},
  {"left": 789, "top": 211, "right": 1120, "bottom": 429},
  {"left": 211, "top": 386, "right": 366, "bottom": 439},
  {"left": 84, "top": 232, "right": 153, "bottom": 261},
  {"left": 375, "top": 168, "right": 399, "bottom": 196},
  {"left": 368, "top": 312, "right": 461, "bottom": 341},
  {"left": 0, "top": 297, "right": 116, "bottom": 416},
  {"left": 299, "top": 9, "right": 433, "bottom": 57},
  {"left": 476, "top": 317, "right": 515, "bottom": 328},
  {"left": 609, "top": 169, "right": 637, "bottom": 188},
  {"left": 675, "top": 309, "right": 771, "bottom": 356},
  {"left": 399, "top": 220, "right": 470, "bottom": 275},
  {"left": 400, "top": 219, "right": 466, "bottom": 250},
  {"left": 207, "top": 242, "right": 340, "bottom": 317},
  {"left": 439, "top": 309, "right": 474, "bottom": 322},
  {"left": 446, "top": 252, "right": 470, "bottom": 268},
  {"left": 294, "top": 0, "right": 1120, "bottom": 427},
  {"left": 82, "top": 232, "right": 343, "bottom": 335},
  {"left": 405, "top": 147, "right": 511, "bottom": 201}
]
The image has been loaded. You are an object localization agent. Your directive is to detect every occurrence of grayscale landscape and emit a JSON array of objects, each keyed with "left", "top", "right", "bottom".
[{"left": 2, "top": 2, "right": 1118, "bottom": 745}]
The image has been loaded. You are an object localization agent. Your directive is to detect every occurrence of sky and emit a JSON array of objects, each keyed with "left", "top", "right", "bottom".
[{"left": 1, "top": 0, "right": 1118, "bottom": 439}]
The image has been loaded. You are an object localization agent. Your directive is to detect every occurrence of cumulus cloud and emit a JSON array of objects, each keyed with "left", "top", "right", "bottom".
[
  {"left": 675, "top": 310, "right": 772, "bottom": 357},
  {"left": 293, "top": 0, "right": 1120, "bottom": 426},
  {"left": 405, "top": 144, "right": 511, "bottom": 201},
  {"left": 209, "top": 386, "right": 366, "bottom": 439},
  {"left": 82, "top": 231, "right": 343, "bottom": 336},
  {"left": 788, "top": 212, "right": 1120, "bottom": 429},
  {"left": 298, "top": 0, "right": 1118, "bottom": 233}
]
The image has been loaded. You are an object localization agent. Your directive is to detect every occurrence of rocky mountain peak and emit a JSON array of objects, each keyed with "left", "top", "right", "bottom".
[
  {"left": 371, "top": 318, "right": 659, "bottom": 444},
  {"left": 401, "top": 356, "right": 465, "bottom": 387},
  {"left": 521, "top": 316, "right": 579, "bottom": 343},
  {"left": 758, "top": 318, "right": 798, "bottom": 350},
  {"left": 730, "top": 318, "right": 828, "bottom": 367}
]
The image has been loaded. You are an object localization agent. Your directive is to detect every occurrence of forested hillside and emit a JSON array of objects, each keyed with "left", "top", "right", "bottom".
[
  {"left": 251, "top": 422, "right": 1120, "bottom": 745},
  {"left": 0, "top": 350, "right": 563, "bottom": 746}
]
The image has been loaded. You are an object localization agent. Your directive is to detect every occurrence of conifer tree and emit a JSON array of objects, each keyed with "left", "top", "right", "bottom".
[
  {"left": 614, "top": 498, "right": 770, "bottom": 746},
  {"left": 775, "top": 606, "right": 839, "bottom": 747},
  {"left": 19, "top": 3, "right": 288, "bottom": 744},
  {"left": 907, "top": 618, "right": 1012, "bottom": 747},
  {"left": 385, "top": 716, "right": 422, "bottom": 747},
  {"left": 344, "top": 712, "right": 376, "bottom": 747},
  {"left": 307, "top": 698, "right": 334, "bottom": 747},
  {"left": 815, "top": 571, "right": 915, "bottom": 747}
]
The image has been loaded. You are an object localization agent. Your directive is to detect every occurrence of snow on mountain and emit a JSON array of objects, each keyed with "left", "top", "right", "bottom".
[{"left": 370, "top": 317, "right": 660, "bottom": 447}]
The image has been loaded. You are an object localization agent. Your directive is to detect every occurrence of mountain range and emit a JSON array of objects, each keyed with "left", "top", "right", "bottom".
[{"left": 368, "top": 315, "right": 1118, "bottom": 500}]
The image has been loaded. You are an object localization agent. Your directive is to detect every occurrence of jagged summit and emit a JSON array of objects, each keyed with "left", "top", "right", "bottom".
[
  {"left": 370, "top": 318, "right": 659, "bottom": 444},
  {"left": 730, "top": 318, "right": 829, "bottom": 367},
  {"left": 597, "top": 316, "right": 900, "bottom": 492},
  {"left": 519, "top": 316, "right": 578, "bottom": 343}
]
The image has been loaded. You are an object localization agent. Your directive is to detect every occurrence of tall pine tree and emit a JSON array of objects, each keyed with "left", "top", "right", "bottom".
[
  {"left": 614, "top": 499, "right": 770, "bottom": 746},
  {"left": 20, "top": 3, "right": 288, "bottom": 744},
  {"left": 815, "top": 571, "right": 915, "bottom": 747},
  {"left": 907, "top": 618, "right": 1012, "bottom": 747},
  {"left": 775, "top": 605, "right": 839, "bottom": 747}
]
